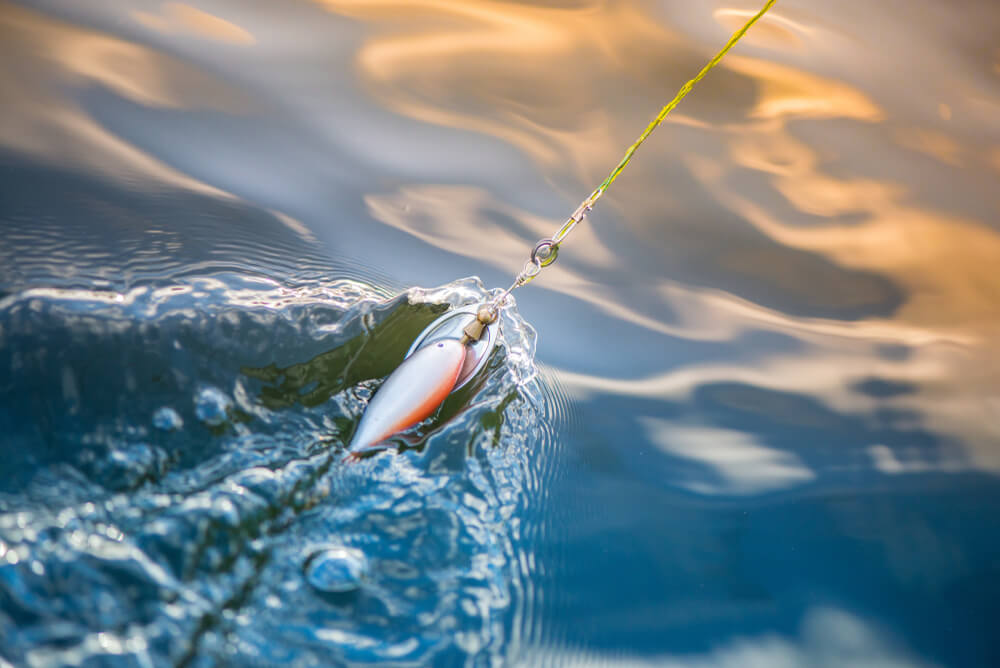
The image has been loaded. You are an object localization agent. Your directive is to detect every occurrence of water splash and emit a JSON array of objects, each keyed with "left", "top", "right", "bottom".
[{"left": 0, "top": 274, "right": 545, "bottom": 666}]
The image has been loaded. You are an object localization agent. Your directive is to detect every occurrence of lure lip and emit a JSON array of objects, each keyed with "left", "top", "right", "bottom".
[{"left": 406, "top": 304, "right": 499, "bottom": 392}]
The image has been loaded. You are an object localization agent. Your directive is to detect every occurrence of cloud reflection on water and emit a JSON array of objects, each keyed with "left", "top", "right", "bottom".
[
  {"left": 520, "top": 606, "right": 939, "bottom": 667},
  {"left": 641, "top": 419, "right": 814, "bottom": 495}
]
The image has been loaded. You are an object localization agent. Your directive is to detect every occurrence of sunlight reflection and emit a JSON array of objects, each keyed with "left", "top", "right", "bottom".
[
  {"left": 892, "top": 128, "right": 964, "bottom": 166},
  {"left": 365, "top": 184, "right": 969, "bottom": 346},
  {"left": 868, "top": 444, "right": 967, "bottom": 475},
  {"left": 0, "top": 1, "right": 242, "bottom": 194},
  {"left": 315, "top": 0, "right": 681, "bottom": 184},
  {"left": 676, "top": 52, "right": 1000, "bottom": 475},
  {"left": 711, "top": 170, "right": 1000, "bottom": 339},
  {"left": 356, "top": 7, "right": 1000, "bottom": 475},
  {"left": 724, "top": 55, "right": 883, "bottom": 121},
  {"left": 988, "top": 146, "right": 1000, "bottom": 175},
  {"left": 713, "top": 7, "right": 807, "bottom": 50},
  {"left": 132, "top": 3, "right": 256, "bottom": 45},
  {"left": 366, "top": 167, "right": 1000, "bottom": 472}
]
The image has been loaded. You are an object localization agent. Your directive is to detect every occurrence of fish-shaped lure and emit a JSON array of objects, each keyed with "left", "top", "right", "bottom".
[
  {"left": 348, "top": 305, "right": 498, "bottom": 452},
  {"left": 349, "top": 338, "right": 466, "bottom": 450}
]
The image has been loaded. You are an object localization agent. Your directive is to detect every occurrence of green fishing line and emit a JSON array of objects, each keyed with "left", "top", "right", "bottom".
[
  {"left": 554, "top": 0, "right": 778, "bottom": 245},
  {"left": 493, "top": 0, "right": 777, "bottom": 305},
  {"left": 596, "top": 2, "right": 776, "bottom": 197}
]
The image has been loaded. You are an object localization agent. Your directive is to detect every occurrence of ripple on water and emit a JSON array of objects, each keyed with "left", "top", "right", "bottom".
[
  {"left": 0, "top": 275, "right": 546, "bottom": 666},
  {"left": 0, "top": 156, "right": 395, "bottom": 293}
]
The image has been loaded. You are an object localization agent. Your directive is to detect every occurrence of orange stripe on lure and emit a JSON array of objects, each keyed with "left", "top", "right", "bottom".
[
  {"left": 349, "top": 338, "right": 465, "bottom": 450},
  {"left": 348, "top": 305, "right": 499, "bottom": 452}
]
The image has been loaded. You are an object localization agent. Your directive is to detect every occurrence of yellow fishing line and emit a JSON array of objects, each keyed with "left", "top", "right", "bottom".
[
  {"left": 550, "top": 0, "right": 778, "bottom": 247},
  {"left": 491, "top": 0, "right": 777, "bottom": 303}
]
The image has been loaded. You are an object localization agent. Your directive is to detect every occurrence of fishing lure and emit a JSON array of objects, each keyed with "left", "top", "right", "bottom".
[
  {"left": 350, "top": 305, "right": 499, "bottom": 451},
  {"left": 349, "top": 0, "right": 777, "bottom": 452}
]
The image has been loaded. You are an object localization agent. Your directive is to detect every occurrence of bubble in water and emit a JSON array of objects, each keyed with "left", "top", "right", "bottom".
[
  {"left": 304, "top": 546, "right": 368, "bottom": 593},
  {"left": 152, "top": 406, "right": 183, "bottom": 431},
  {"left": 195, "top": 386, "right": 232, "bottom": 426}
]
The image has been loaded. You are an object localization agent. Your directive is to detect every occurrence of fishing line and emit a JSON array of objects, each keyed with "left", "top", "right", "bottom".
[{"left": 488, "top": 0, "right": 778, "bottom": 311}]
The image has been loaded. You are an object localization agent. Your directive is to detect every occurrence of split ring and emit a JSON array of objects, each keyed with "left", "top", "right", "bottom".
[{"left": 530, "top": 238, "right": 559, "bottom": 267}]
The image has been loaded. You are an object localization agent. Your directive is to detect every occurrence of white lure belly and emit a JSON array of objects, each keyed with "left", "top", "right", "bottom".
[{"left": 348, "top": 338, "right": 467, "bottom": 450}]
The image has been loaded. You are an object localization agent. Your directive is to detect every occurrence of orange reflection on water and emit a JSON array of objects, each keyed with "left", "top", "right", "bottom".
[
  {"left": 327, "top": 0, "right": 1000, "bottom": 474},
  {"left": 740, "top": 200, "right": 1000, "bottom": 337},
  {"left": 0, "top": 0, "right": 242, "bottom": 194},
  {"left": 684, "top": 44, "right": 1000, "bottom": 472},
  {"left": 693, "top": 46, "right": 1000, "bottom": 341},
  {"left": 988, "top": 147, "right": 1000, "bottom": 175},
  {"left": 724, "top": 55, "right": 883, "bottom": 121},
  {"left": 132, "top": 3, "right": 255, "bottom": 45},
  {"left": 314, "top": 0, "right": 683, "bottom": 183},
  {"left": 716, "top": 120, "right": 1000, "bottom": 342},
  {"left": 712, "top": 7, "right": 807, "bottom": 50},
  {"left": 892, "top": 128, "right": 963, "bottom": 166}
]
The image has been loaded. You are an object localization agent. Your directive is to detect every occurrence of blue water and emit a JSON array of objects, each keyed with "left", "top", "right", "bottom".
[
  {"left": 0, "top": 273, "right": 543, "bottom": 666},
  {"left": 2, "top": 0, "right": 1000, "bottom": 666}
]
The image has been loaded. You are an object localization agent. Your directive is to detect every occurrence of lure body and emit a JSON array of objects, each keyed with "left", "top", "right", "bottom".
[{"left": 349, "top": 338, "right": 467, "bottom": 450}]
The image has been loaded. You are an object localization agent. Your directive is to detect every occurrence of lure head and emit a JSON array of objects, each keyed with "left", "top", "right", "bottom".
[{"left": 406, "top": 304, "right": 499, "bottom": 392}]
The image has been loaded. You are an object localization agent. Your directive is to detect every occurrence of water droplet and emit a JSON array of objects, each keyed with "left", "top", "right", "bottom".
[
  {"left": 304, "top": 546, "right": 368, "bottom": 593},
  {"left": 152, "top": 407, "right": 183, "bottom": 431},
  {"left": 195, "top": 386, "right": 232, "bottom": 426}
]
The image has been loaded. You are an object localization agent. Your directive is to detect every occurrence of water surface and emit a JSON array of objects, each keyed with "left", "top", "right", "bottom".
[{"left": 1, "top": 0, "right": 999, "bottom": 666}]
